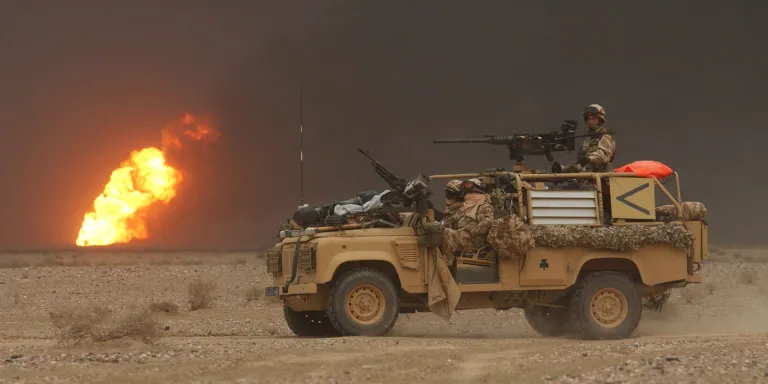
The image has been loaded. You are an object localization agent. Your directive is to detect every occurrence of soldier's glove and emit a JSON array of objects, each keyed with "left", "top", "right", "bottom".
[
  {"left": 560, "top": 163, "right": 582, "bottom": 173},
  {"left": 578, "top": 156, "right": 590, "bottom": 166},
  {"left": 551, "top": 161, "right": 563, "bottom": 173}
]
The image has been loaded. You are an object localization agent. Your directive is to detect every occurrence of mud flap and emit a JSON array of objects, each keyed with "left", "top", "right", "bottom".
[{"left": 427, "top": 248, "right": 461, "bottom": 320}]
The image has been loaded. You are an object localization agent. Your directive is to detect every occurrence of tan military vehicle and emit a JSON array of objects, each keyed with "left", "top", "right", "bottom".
[{"left": 265, "top": 139, "right": 707, "bottom": 340}]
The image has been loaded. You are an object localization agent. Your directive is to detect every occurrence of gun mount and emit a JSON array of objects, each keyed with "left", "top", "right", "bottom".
[
  {"left": 358, "top": 148, "right": 435, "bottom": 216},
  {"left": 433, "top": 120, "right": 610, "bottom": 172}
]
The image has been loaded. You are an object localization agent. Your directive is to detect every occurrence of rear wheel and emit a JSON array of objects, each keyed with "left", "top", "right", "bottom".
[
  {"left": 283, "top": 306, "right": 340, "bottom": 337},
  {"left": 326, "top": 268, "right": 400, "bottom": 336},
  {"left": 569, "top": 271, "right": 642, "bottom": 340},
  {"left": 524, "top": 306, "right": 571, "bottom": 337}
]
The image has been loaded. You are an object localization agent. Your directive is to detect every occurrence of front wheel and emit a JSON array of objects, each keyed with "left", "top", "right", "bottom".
[
  {"left": 326, "top": 268, "right": 400, "bottom": 336},
  {"left": 524, "top": 306, "right": 571, "bottom": 337},
  {"left": 283, "top": 306, "right": 340, "bottom": 337},
  {"left": 569, "top": 271, "right": 642, "bottom": 340}
]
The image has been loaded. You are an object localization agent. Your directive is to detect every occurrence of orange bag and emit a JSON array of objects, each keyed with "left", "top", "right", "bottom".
[{"left": 614, "top": 161, "right": 673, "bottom": 179}]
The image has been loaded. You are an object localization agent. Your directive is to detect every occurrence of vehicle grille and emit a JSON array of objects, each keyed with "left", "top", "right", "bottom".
[
  {"left": 266, "top": 249, "right": 281, "bottom": 274},
  {"left": 282, "top": 242, "right": 317, "bottom": 273}
]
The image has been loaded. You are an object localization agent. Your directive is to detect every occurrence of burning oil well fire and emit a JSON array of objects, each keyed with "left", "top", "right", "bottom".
[{"left": 75, "top": 113, "right": 220, "bottom": 247}]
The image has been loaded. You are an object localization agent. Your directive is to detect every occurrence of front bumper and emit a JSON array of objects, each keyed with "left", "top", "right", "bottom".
[{"left": 264, "top": 282, "right": 318, "bottom": 297}]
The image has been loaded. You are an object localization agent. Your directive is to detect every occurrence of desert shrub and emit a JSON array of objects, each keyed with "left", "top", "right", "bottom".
[
  {"left": 99, "top": 310, "right": 161, "bottom": 344},
  {"left": 739, "top": 270, "right": 758, "bottom": 285},
  {"left": 245, "top": 286, "right": 262, "bottom": 302},
  {"left": 49, "top": 306, "right": 160, "bottom": 346},
  {"left": 149, "top": 301, "right": 179, "bottom": 314},
  {"left": 188, "top": 280, "right": 216, "bottom": 310}
]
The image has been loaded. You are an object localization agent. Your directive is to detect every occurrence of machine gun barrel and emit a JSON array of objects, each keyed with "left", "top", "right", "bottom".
[
  {"left": 433, "top": 138, "right": 494, "bottom": 143},
  {"left": 357, "top": 148, "right": 408, "bottom": 194}
]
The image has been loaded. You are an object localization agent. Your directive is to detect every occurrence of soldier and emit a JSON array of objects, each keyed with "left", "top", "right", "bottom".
[
  {"left": 443, "top": 179, "right": 465, "bottom": 222},
  {"left": 444, "top": 178, "right": 495, "bottom": 252},
  {"left": 578, "top": 104, "right": 616, "bottom": 172},
  {"left": 571, "top": 104, "right": 616, "bottom": 221},
  {"left": 563, "top": 104, "right": 616, "bottom": 173}
]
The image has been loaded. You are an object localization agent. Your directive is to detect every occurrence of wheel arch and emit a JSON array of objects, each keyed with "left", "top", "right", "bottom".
[
  {"left": 572, "top": 245, "right": 689, "bottom": 287},
  {"left": 329, "top": 259, "right": 402, "bottom": 291},
  {"left": 575, "top": 257, "right": 641, "bottom": 284},
  {"left": 317, "top": 251, "right": 403, "bottom": 289}
]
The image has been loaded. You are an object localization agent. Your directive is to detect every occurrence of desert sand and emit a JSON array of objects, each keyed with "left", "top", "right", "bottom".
[{"left": 0, "top": 247, "right": 766, "bottom": 383}]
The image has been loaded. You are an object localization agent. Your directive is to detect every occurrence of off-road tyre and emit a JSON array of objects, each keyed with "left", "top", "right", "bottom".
[
  {"left": 569, "top": 271, "right": 642, "bottom": 340},
  {"left": 283, "top": 306, "right": 340, "bottom": 337},
  {"left": 524, "top": 306, "right": 571, "bottom": 337},
  {"left": 326, "top": 268, "right": 400, "bottom": 336}
]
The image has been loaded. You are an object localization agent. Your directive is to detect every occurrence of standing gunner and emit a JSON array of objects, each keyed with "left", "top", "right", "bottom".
[{"left": 575, "top": 104, "right": 616, "bottom": 172}]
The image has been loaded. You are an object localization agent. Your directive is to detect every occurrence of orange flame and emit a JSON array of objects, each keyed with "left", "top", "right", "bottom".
[{"left": 76, "top": 114, "right": 219, "bottom": 247}]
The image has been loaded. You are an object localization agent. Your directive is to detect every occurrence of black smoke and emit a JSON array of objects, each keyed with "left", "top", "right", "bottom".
[{"left": 1, "top": 1, "right": 765, "bottom": 250}]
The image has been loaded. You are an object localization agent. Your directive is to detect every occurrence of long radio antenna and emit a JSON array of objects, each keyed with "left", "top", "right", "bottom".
[
  {"left": 298, "top": 31, "right": 305, "bottom": 207},
  {"left": 300, "top": 62, "right": 304, "bottom": 206}
]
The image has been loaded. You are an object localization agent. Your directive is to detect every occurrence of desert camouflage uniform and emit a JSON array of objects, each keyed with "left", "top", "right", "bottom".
[
  {"left": 564, "top": 104, "right": 616, "bottom": 173},
  {"left": 487, "top": 214, "right": 535, "bottom": 260},
  {"left": 443, "top": 179, "right": 494, "bottom": 253},
  {"left": 577, "top": 127, "right": 615, "bottom": 172}
]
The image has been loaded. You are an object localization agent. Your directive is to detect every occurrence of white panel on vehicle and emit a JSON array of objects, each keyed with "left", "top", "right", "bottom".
[
  {"left": 532, "top": 217, "right": 599, "bottom": 225},
  {"left": 530, "top": 190, "right": 596, "bottom": 199},
  {"left": 531, "top": 208, "right": 597, "bottom": 217},
  {"left": 529, "top": 189, "right": 599, "bottom": 225},
  {"left": 531, "top": 199, "right": 596, "bottom": 208}
]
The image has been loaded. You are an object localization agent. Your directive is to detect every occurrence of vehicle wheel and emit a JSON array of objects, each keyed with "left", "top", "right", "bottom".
[
  {"left": 523, "top": 306, "right": 571, "bottom": 337},
  {"left": 326, "top": 268, "right": 399, "bottom": 336},
  {"left": 283, "top": 306, "right": 340, "bottom": 337},
  {"left": 569, "top": 271, "right": 642, "bottom": 340}
]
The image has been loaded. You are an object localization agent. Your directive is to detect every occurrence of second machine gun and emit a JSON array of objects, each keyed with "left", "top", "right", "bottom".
[{"left": 433, "top": 119, "right": 608, "bottom": 173}]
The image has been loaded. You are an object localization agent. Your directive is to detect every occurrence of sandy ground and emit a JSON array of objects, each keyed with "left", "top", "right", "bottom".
[{"left": 0, "top": 247, "right": 766, "bottom": 383}]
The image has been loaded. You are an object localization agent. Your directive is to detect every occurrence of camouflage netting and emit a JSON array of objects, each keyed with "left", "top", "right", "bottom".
[
  {"left": 528, "top": 222, "right": 694, "bottom": 252},
  {"left": 655, "top": 201, "right": 707, "bottom": 221},
  {"left": 487, "top": 215, "right": 535, "bottom": 260}
]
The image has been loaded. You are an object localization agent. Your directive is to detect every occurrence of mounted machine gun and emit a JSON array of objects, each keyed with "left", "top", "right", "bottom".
[{"left": 433, "top": 120, "right": 613, "bottom": 173}]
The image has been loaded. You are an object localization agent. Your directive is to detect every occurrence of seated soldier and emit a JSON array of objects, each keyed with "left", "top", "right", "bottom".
[
  {"left": 443, "top": 178, "right": 494, "bottom": 254},
  {"left": 443, "top": 179, "right": 465, "bottom": 223}
]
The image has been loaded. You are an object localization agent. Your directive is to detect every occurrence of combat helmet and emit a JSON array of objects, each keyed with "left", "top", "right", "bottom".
[
  {"left": 462, "top": 178, "right": 486, "bottom": 193},
  {"left": 445, "top": 179, "right": 462, "bottom": 192},
  {"left": 583, "top": 104, "right": 607, "bottom": 125},
  {"left": 445, "top": 179, "right": 464, "bottom": 200}
]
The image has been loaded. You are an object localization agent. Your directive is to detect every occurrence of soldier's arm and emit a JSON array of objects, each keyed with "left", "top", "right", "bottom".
[
  {"left": 470, "top": 204, "right": 495, "bottom": 239},
  {"left": 588, "top": 135, "right": 616, "bottom": 165}
]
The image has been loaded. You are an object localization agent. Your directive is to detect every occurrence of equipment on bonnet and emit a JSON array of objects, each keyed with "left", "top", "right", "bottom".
[
  {"left": 291, "top": 189, "right": 391, "bottom": 228},
  {"left": 287, "top": 149, "right": 439, "bottom": 230}
]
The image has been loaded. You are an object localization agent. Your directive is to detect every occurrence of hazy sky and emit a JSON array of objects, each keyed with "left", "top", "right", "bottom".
[{"left": 1, "top": 1, "right": 766, "bottom": 250}]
